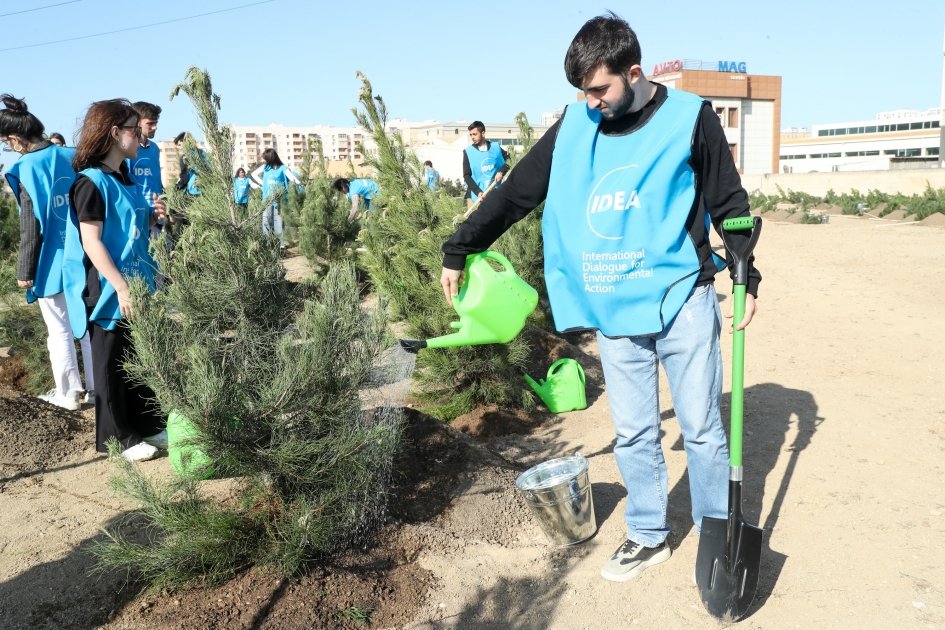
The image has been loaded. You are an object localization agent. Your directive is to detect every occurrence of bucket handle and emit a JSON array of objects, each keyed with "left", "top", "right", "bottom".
[{"left": 548, "top": 358, "right": 585, "bottom": 385}]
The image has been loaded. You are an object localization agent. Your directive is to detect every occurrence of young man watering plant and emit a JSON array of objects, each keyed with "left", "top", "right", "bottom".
[{"left": 440, "top": 12, "right": 761, "bottom": 582}]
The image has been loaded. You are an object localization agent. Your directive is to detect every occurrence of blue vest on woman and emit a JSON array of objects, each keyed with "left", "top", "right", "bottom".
[
  {"left": 5, "top": 145, "right": 77, "bottom": 302},
  {"left": 261, "top": 165, "right": 291, "bottom": 203},
  {"left": 465, "top": 142, "right": 505, "bottom": 202},
  {"left": 62, "top": 168, "right": 156, "bottom": 337},
  {"left": 233, "top": 176, "right": 252, "bottom": 204},
  {"left": 543, "top": 88, "right": 710, "bottom": 337}
]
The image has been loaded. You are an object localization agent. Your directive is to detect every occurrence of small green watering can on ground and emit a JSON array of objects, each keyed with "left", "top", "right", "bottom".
[
  {"left": 524, "top": 358, "right": 588, "bottom": 413},
  {"left": 167, "top": 411, "right": 214, "bottom": 480},
  {"left": 400, "top": 250, "right": 538, "bottom": 353}
]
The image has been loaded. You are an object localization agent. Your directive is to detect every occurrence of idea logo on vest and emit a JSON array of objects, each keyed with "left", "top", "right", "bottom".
[{"left": 586, "top": 165, "right": 642, "bottom": 241}]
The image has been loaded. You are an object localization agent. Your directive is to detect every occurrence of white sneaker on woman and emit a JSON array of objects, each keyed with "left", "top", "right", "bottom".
[
  {"left": 37, "top": 389, "right": 81, "bottom": 412},
  {"left": 121, "top": 442, "right": 159, "bottom": 462},
  {"left": 142, "top": 430, "right": 168, "bottom": 450}
]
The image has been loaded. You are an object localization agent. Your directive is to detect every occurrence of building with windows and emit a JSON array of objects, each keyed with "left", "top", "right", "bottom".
[
  {"left": 647, "top": 59, "right": 782, "bottom": 175},
  {"left": 778, "top": 108, "right": 942, "bottom": 173},
  {"left": 229, "top": 124, "right": 372, "bottom": 172}
]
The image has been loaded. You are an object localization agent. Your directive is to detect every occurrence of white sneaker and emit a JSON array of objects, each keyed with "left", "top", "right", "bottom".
[
  {"left": 37, "top": 389, "right": 81, "bottom": 412},
  {"left": 121, "top": 442, "right": 159, "bottom": 462},
  {"left": 83, "top": 390, "right": 95, "bottom": 404},
  {"left": 142, "top": 430, "right": 168, "bottom": 450}
]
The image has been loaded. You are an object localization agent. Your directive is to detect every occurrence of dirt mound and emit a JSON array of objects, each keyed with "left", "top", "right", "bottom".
[
  {"left": 105, "top": 408, "right": 533, "bottom": 629},
  {"left": 919, "top": 212, "right": 945, "bottom": 227},
  {"left": 0, "top": 386, "right": 92, "bottom": 475},
  {"left": 883, "top": 209, "right": 911, "bottom": 220}
]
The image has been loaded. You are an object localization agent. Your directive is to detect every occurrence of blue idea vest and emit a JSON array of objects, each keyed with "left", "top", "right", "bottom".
[
  {"left": 233, "top": 176, "right": 252, "bottom": 204},
  {"left": 62, "top": 168, "right": 156, "bottom": 337},
  {"left": 261, "top": 164, "right": 290, "bottom": 203},
  {"left": 425, "top": 168, "right": 440, "bottom": 191},
  {"left": 128, "top": 141, "right": 163, "bottom": 208},
  {"left": 543, "top": 88, "right": 708, "bottom": 337},
  {"left": 5, "top": 145, "right": 77, "bottom": 302},
  {"left": 465, "top": 142, "right": 505, "bottom": 202},
  {"left": 347, "top": 179, "right": 379, "bottom": 209}
]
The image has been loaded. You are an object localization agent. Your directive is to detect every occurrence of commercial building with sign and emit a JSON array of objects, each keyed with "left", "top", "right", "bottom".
[
  {"left": 649, "top": 59, "right": 782, "bottom": 175},
  {"left": 779, "top": 108, "right": 942, "bottom": 173}
]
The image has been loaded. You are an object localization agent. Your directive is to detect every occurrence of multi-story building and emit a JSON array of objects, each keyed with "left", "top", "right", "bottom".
[
  {"left": 779, "top": 108, "right": 942, "bottom": 173},
  {"left": 230, "top": 124, "right": 372, "bottom": 172},
  {"left": 647, "top": 59, "right": 782, "bottom": 175}
]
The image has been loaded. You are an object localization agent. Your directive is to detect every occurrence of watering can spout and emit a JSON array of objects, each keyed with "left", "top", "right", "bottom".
[
  {"left": 399, "top": 339, "right": 427, "bottom": 354},
  {"left": 523, "top": 374, "right": 549, "bottom": 398}
]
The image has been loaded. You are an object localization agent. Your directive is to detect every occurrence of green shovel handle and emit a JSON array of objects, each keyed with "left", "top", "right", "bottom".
[{"left": 721, "top": 216, "right": 762, "bottom": 469}]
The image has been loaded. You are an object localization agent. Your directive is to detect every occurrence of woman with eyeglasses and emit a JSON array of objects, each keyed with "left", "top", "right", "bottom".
[
  {"left": 0, "top": 94, "right": 94, "bottom": 412},
  {"left": 63, "top": 98, "right": 168, "bottom": 462}
]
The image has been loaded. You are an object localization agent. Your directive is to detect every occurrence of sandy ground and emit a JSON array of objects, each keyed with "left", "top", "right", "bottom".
[{"left": 2, "top": 214, "right": 945, "bottom": 628}]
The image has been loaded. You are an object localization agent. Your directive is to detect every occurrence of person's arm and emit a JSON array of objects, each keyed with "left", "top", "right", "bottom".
[
  {"left": 496, "top": 147, "right": 512, "bottom": 182},
  {"left": 462, "top": 150, "right": 483, "bottom": 197},
  {"left": 285, "top": 169, "right": 301, "bottom": 185},
  {"left": 348, "top": 195, "right": 361, "bottom": 220},
  {"left": 694, "top": 103, "right": 760, "bottom": 329},
  {"left": 79, "top": 221, "right": 134, "bottom": 318},
  {"left": 440, "top": 119, "right": 560, "bottom": 303},
  {"left": 15, "top": 188, "right": 41, "bottom": 287},
  {"left": 250, "top": 165, "right": 265, "bottom": 186},
  {"left": 248, "top": 179, "right": 260, "bottom": 189}
]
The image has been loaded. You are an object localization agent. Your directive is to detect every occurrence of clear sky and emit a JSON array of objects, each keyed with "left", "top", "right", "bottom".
[{"left": 2, "top": 0, "right": 944, "bottom": 168}]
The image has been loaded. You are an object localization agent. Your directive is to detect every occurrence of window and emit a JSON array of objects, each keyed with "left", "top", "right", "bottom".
[
  {"left": 729, "top": 143, "right": 737, "bottom": 162},
  {"left": 727, "top": 108, "right": 738, "bottom": 128}
]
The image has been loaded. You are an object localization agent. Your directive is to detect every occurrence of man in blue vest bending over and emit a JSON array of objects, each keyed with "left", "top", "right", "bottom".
[
  {"left": 462, "top": 121, "right": 510, "bottom": 209},
  {"left": 441, "top": 12, "right": 761, "bottom": 584}
]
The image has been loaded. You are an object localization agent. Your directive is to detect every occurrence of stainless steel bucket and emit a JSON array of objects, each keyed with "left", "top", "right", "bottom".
[{"left": 515, "top": 455, "right": 596, "bottom": 547}]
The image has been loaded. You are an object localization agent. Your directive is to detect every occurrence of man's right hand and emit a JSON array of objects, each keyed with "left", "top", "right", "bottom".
[{"left": 440, "top": 267, "right": 464, "bottom": 306}]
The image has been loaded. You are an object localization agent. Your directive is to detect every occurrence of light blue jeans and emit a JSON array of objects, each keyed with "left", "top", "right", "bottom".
[
  {"left": 262, "top": 201, "right": 285, "bottom": 247},
  {"left": 596, "top": 283, "right": 729, "bottom": 546}
]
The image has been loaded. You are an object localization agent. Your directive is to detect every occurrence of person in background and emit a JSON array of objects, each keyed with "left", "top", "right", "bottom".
[
  {"left": 1, "top": 94, "right": 94, "bottom": 411},
  {"left": 232, "top": 166, "right": 258, "bottom": 208},
  {"left": 173, "top": 131, "right": 205, "bottom": 197},
  {"left": 48, "top": 132, "right": 66, "bottom": 147},
  {"left": 129, "top": 102, "right": 164, "bottom": 241},
  {"left": 440, "top": 12, "right": 761, "bottom": 583},
  {"left": 250, "top": 149, "right": 300, "bottom": 254},
  {"left": 423, "top": 160, "right": 440, "bottom": 191},
  {"left": 64, "top": 98, "right": 168, "bottom": 462},
  {"left": 462, "top": 121, "right": 509, "bottom": 208},
  {"left": 331, "top": 177, "right": 380, "bottom": 220}
]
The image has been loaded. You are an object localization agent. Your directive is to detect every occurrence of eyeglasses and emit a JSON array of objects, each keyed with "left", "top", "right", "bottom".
[{"left": 118, "top": 125, "right": 142, "bottom": 138}]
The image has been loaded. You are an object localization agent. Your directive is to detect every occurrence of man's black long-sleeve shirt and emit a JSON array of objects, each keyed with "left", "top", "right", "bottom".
[{"left": 443, "top": 84, "right": 761, "bottom": 296}]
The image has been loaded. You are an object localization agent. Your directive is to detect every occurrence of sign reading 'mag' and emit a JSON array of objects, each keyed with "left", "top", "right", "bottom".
[{"left": 651, "top": 59, "right": 749, "bottom": 76}]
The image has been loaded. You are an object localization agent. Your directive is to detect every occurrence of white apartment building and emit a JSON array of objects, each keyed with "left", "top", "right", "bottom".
[
  {"left": 230, "top": 124, "right": 374, "bottom": 172},
  {"left": 779, "top": 108, "right": 943, "bottom": 173}
]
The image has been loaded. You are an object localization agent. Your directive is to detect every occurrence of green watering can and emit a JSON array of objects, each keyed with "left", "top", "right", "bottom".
[
  {"left": 400, "top": 250, "right": 538, "bottom": 352},
  {"left": 167, "top": 411, "right": 214, "bottom": 480},
  {"left": 524, "top": 358, "right": 588, "bottom": 413}
]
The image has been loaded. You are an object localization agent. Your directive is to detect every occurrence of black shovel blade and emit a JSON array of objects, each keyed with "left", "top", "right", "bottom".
[{"left": 696, "top": 515, "right": 763, "bottom": 621}]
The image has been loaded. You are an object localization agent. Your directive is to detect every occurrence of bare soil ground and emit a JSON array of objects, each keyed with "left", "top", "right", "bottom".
[{"left": 2, "top": 215, "right": 944, "bottom": 629}]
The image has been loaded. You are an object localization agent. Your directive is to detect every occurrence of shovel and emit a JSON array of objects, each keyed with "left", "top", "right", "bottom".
[{"left": 696, "top": 215, "right": 763, "bottom": 621}]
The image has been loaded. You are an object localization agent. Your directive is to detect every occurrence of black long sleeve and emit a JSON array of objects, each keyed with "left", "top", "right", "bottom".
[
  {"left": 16, "top": 189, "right": 42, "bottom": 282},
  {"left": 444, "top": 84, "right": 761, "bottom": 296}
]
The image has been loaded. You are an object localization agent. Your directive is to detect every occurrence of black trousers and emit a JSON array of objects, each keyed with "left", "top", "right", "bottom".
[{"left": 90, "top": 322, "right": 164, "bottom": 452}]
